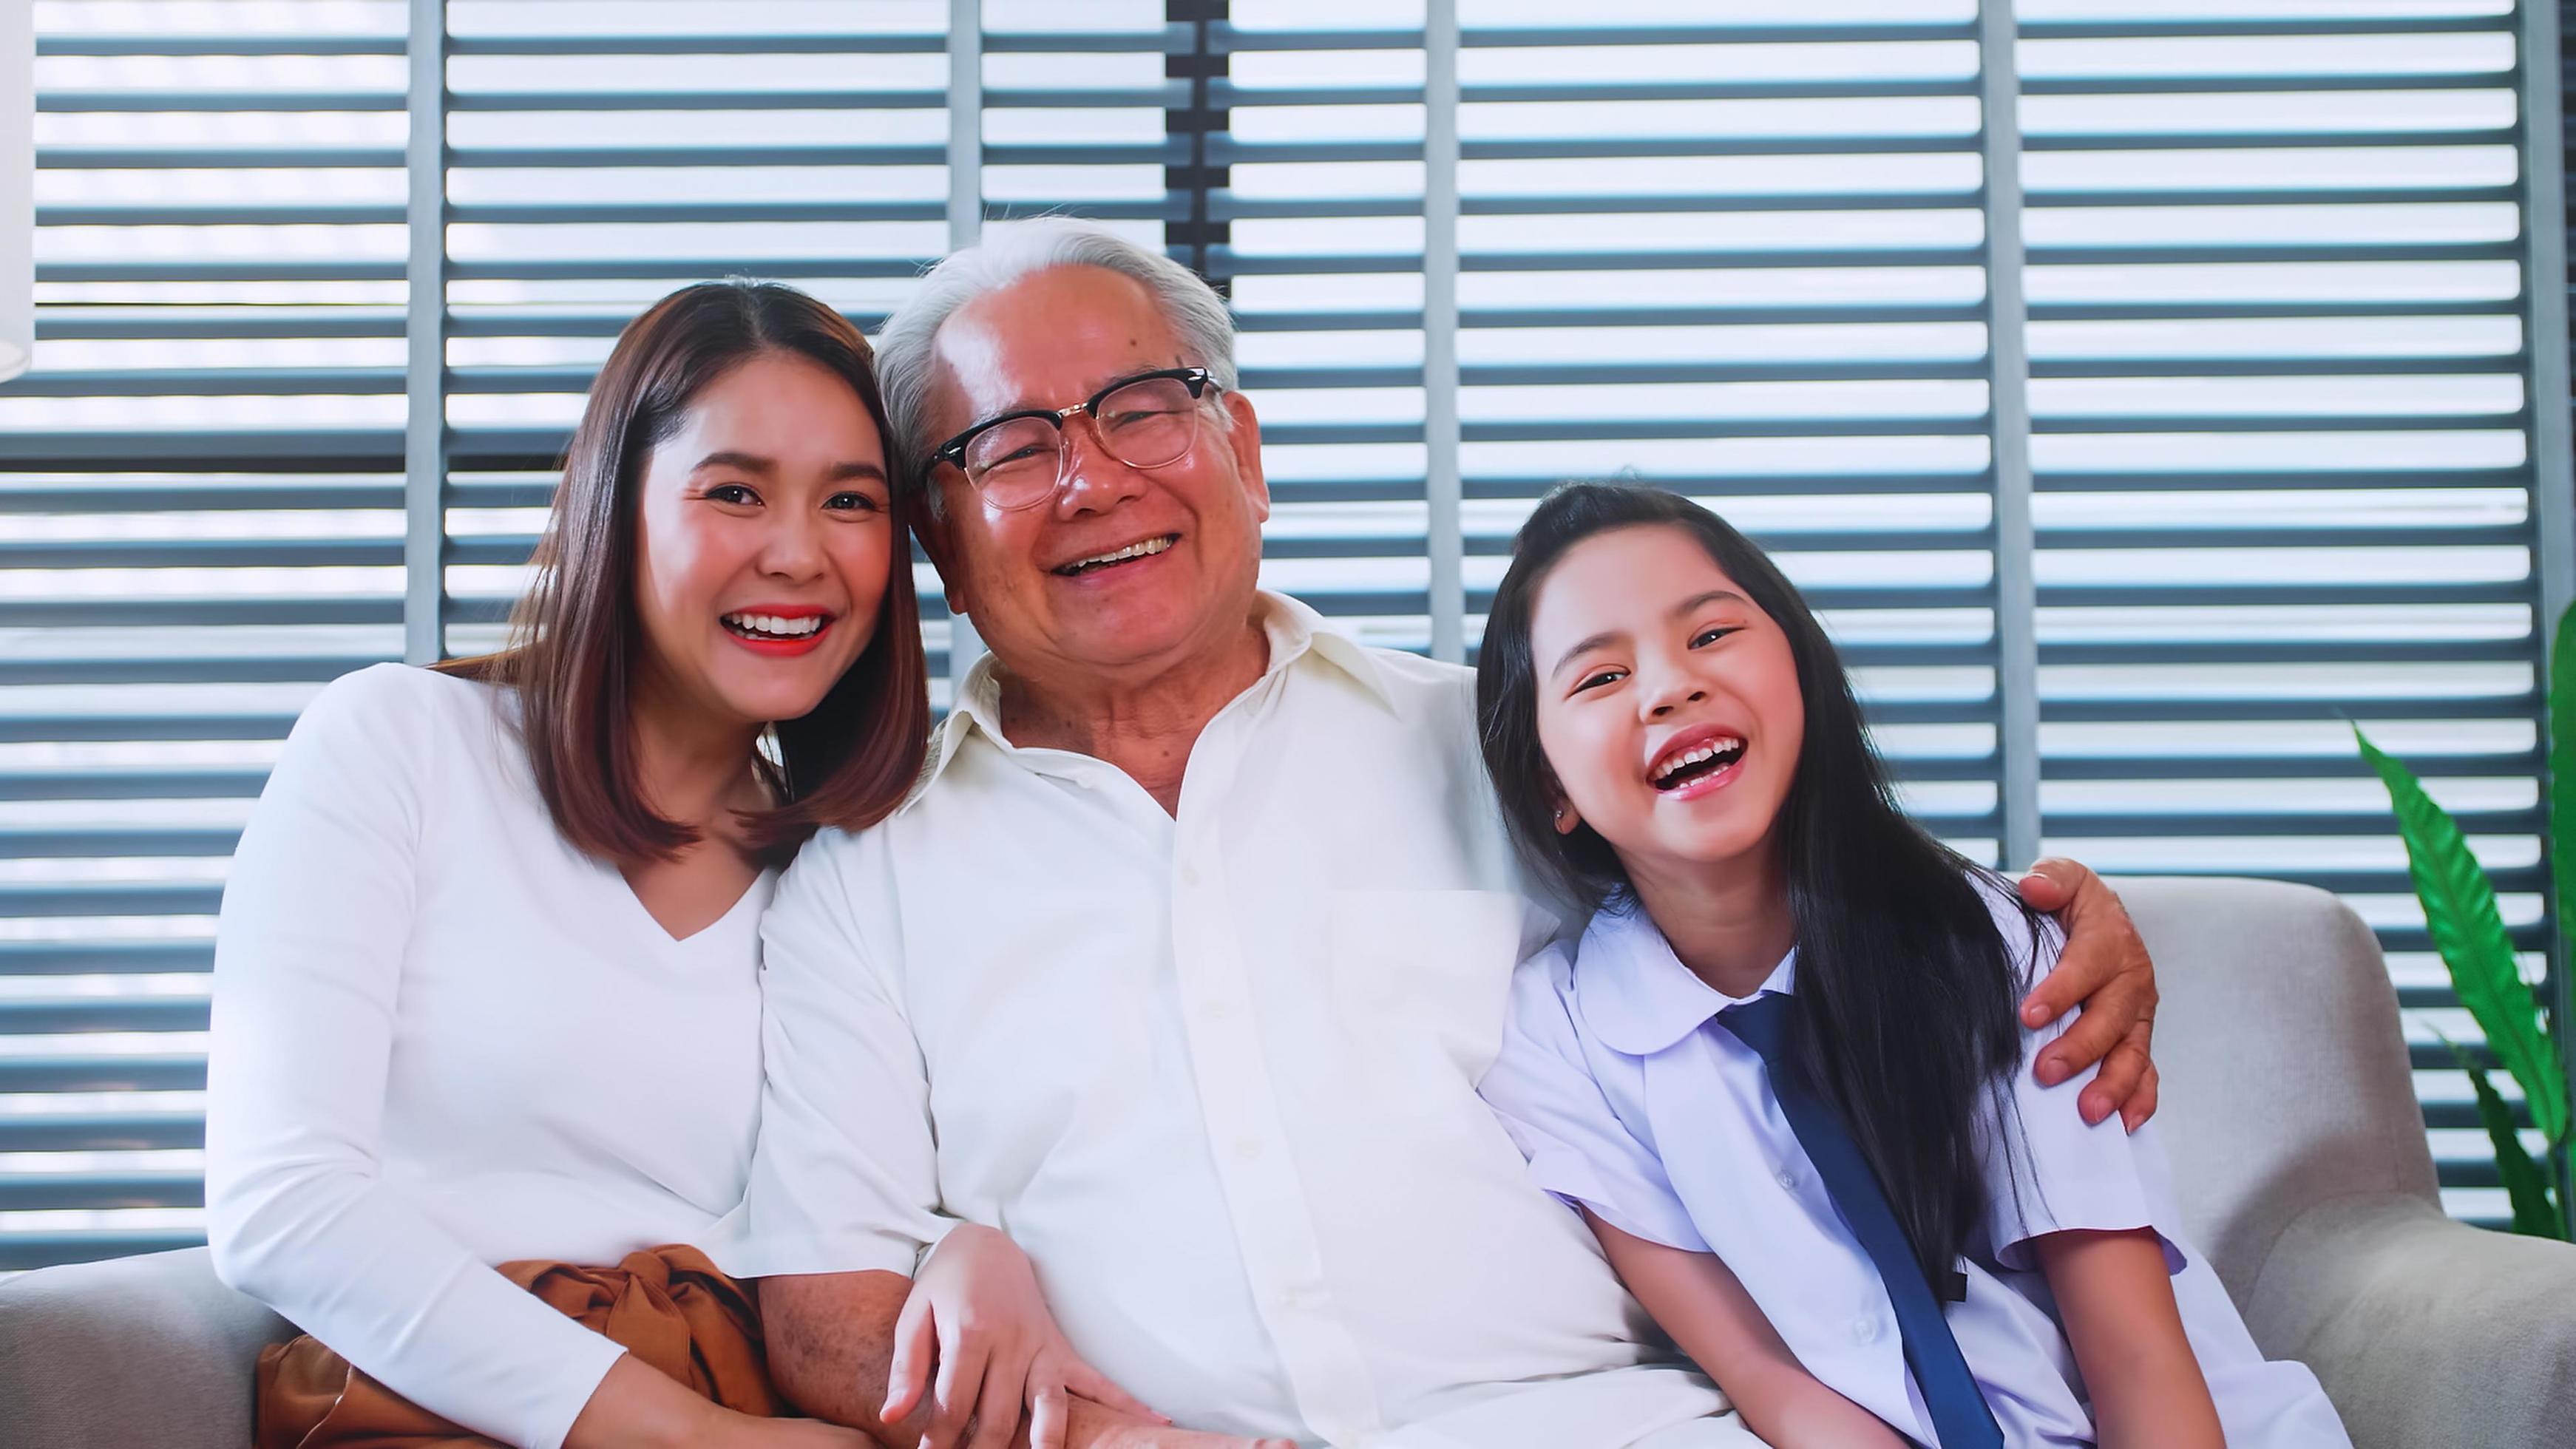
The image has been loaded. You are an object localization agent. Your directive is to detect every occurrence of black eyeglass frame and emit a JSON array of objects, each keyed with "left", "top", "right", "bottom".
[{"left": 923, "top": 366, "right": 1221, "bottom": 491}]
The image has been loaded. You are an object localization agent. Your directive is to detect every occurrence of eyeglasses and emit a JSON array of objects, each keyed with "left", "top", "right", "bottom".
[{"left": 925, "top": 366, "right": 1220, "bottom": 512}]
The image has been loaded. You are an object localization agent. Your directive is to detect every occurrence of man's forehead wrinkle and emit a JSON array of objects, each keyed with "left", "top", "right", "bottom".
[{"left": 932, "top": 314, "right": 1186, "bottom": 443}]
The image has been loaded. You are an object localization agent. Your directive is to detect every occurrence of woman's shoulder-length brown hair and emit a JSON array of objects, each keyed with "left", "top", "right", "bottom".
[{"left": 441, "top": 280, "right": 930, "bottom": 866}]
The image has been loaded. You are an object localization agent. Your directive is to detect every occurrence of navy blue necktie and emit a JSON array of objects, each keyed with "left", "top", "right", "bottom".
[{"left": 1718, "top": 991, "right": 2003, "bottom": 1449}]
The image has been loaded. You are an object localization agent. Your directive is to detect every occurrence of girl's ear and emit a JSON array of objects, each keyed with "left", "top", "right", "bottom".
[{"left": 1550, "top": 793, "right": 1582, "bottom": 836}]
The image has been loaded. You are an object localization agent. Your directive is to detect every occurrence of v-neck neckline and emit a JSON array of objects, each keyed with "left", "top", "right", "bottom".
[{"left": 607, "top": 861, "right": 773, "bottom": 949}]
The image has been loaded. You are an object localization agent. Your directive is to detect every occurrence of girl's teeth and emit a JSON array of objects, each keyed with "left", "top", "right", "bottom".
[{"left": 1656, "top": 739, "right": 1741, "bottom": 781}]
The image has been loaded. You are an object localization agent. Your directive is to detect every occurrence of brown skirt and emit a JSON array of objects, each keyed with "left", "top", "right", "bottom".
[{"left": 254, "top": 1244, "right": 787, "bottom": 1449}]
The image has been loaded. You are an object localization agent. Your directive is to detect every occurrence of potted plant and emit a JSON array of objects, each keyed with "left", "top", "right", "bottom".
[{"left": 2356, "top": 608, "right": 2573, "bottom": 1238}]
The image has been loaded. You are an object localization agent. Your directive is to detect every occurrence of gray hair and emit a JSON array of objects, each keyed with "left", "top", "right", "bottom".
[{"left": 872, "top": 220, "right": 1239, "bottom": 514}]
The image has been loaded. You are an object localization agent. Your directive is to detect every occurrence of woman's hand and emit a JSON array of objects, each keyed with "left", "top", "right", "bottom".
[
  {"left": 883, "top": 1223, "right": 1165, "bottom": 1449},
  {"left": 1061, "top": 1397, "right": 1294, "bottom": 1449},
  {"left": 2016, "top": 858, "right": 2160, "bottom": 1130},
  {"left": 567, "top": 1357, "right": 875, "bottom": 1449},
  {"left": 730, "top": 1417, "right": 880, "bottom": 1448}
]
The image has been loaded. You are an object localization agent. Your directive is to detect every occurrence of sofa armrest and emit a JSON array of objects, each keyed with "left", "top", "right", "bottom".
[
  {"left": 0, "top": 1247, "right": 296, "bottom": 1449},
  {"left": 2235, "top": 1192, "right": 2576, "bottom": 1449}
]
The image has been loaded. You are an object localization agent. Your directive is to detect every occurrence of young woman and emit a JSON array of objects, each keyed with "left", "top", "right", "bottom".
[
  {"left": 205, "top": 282, "right": 1143, "bottom": 1449},
  {"left": 1472, "top": 483, "right": 2350, "bottom": 1448}
]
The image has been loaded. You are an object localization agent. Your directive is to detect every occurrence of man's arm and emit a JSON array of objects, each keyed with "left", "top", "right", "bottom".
[
  {"left": 2016, "top": 858, "right": 2159, "bottom": 1131},
  {"left": 761, "top": 1270, "right": 920, "bottom": 1439}
]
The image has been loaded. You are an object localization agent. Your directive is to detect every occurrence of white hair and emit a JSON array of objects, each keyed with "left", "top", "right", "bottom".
[{"left": 872, "top": 220, "right": 1239, "bottom": 515}]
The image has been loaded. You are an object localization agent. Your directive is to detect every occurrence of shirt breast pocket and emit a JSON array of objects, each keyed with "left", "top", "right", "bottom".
[{"left": 1327, "top": 888, "right": 1527, "bottom": 1089}]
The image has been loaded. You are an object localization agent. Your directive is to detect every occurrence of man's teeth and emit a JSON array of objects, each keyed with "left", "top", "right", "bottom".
[
  {"left": 723, "top": 612, "right": 824, "bottom": 639},
  {"left": 1654, "top": 738, "right": 1744, "bottom": 782},
  {"left": 1062, "top": 536, "right": 1173, "bottom": 574}
]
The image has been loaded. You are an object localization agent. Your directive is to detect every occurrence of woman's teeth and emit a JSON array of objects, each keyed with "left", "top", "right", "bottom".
[
  {"left": 1059, "top": 535, "right": 1174, "bottom": 575},
  {"left": 722, "top": 612, "right": 824, "bottom": 639},
  {"left": 1653, "top": 737, "right": 1744, "bottom": 787}
]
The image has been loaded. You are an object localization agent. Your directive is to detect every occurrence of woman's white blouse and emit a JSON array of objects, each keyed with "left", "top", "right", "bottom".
[
  {"left": 1477, "top": 877, "right": 2350, "bottom": 1448},
  {"left": 204, "top": 664, "right": 773, "bottom": 1449}
]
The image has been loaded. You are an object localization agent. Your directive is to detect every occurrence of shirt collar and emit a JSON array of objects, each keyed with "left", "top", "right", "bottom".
[
  {"left": 902, "top": 590, "right": 1397, "bottom": 812},
  {"left": 1574, "top": 904, "right": 1797, "bottom": 1056}
]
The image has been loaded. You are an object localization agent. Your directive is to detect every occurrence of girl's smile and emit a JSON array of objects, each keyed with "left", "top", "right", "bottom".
[
  {"left": 1527, "top": 522, "right": 1806, "bottom": 886},
  {"left": 1644, "top": 722, "right": 1749, "bottom": 802}
]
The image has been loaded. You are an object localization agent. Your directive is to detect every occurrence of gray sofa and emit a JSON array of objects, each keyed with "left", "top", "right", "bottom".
[{"left": 4, "top": 878, "right": 2572, "bottom": 1448}]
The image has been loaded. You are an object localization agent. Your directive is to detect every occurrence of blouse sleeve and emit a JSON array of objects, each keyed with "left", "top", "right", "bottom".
[
  {"left": 203, "top": 666, "right": 627, "bottom": 1449},
  {"left": 1973, "top": 878, "right": 2187, "bottom": 1275},
  {"left": 702, "top": 827, "right": 955, "bottom": 1280},
  {"left": 1477, "top": 946, "right": 1709, "bottom": 1255}
]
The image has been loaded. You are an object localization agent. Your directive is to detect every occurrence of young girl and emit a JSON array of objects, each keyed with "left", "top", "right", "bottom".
[{"left": 1473, "top": 483, "right": 2350, "bottom": 1449}]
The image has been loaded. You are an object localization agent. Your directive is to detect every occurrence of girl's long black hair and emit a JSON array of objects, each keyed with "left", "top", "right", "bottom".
[{"left": 1477, "top": 481, "right": 2033, "bottom": 1292}]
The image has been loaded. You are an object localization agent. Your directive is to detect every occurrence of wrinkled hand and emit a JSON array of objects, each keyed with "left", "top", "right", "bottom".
[
  {"left": 2016, "top": 858, "right": 2159, "bottom": 1131},
  {"left": 884, "top": 1223, "right": 1165, "bottom": 1449}
]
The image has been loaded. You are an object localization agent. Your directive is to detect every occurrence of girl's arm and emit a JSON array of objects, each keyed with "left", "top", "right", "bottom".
[
  {"left": 2031, "top": 1228, "right": 2223, "bottom": 1449},
  {"left": 1583, "top": 1210, "right": 1905, "bottom": 1449}
]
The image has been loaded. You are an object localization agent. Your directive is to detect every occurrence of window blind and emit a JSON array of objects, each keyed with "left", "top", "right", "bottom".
[
  {"left": 1, "top": 0, "right": 2565, "bottom": 1270},
  {"left": 434, "top": 0, "right": 954, "bottom": 676},
  {"left": 1443, "top": 0, "right": 2012, "bottom": 863},
  {"left": 2014, "top": 0, "right": 2551, "bottom": 1226},
  {"left": 1, "top": 0, "right": 411, "bottom": 1271},
  {"left": 1219, "top": 4, "right": 1443, "bottom": 652}
]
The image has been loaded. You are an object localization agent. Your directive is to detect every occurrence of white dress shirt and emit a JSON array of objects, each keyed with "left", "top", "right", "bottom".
[
  {"left": 1479, "top": 878, "right": 2351, "bottom": 1448},
  {"left": 206, "top": 664, "right": 773, "bottom": 1449},
  {"left": 714, "top": 593, "right": 1751, "bottom": 1449}
]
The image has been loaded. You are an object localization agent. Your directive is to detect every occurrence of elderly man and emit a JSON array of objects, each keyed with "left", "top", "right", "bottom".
[{"left": 713, "top": 223, "right": 2159, "bottom": 1449}]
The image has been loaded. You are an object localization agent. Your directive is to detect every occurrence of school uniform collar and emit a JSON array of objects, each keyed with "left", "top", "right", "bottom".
[
  {"left": 904, "top": 589, "right": 1396, "bottom": 812},
  {"left": 1576, "top": 903, "right": 1798, "bottom": 1056}
]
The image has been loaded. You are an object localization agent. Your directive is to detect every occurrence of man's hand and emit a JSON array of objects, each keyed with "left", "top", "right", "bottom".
[{"left": 2016, "top": 858, "right": 2158, "bottom": 1131}]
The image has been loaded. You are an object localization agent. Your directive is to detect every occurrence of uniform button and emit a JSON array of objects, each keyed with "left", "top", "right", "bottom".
[
  {"left": 1851, "top": 1315, "right": 1878, "bottom": 1344},
  {"left": 1180, "top": 866, "right": 1202, "bottom": 888},
  {"left": 1776, "top": 1170, "right": 1798, "bottom": 1191},
  {"left": 1234, "top": 1136, "right": 1263, "bottom": 1160},
  {"left": 1201, "top": 998, "right": 1227, "bottom": 1019}
]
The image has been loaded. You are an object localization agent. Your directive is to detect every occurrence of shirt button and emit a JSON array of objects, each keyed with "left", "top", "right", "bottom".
[
  {"left": 1851, "top": 1315, "right": 1878, "bottom": 1344},
  {"left": 1180, "top": 866, "right": 1202, "bottom": 888},
  {"left": 1234, "top": 1136, "right": 1263, "bottom": 1160},
  {"left": 1776, "top": 1170, "right": 1798, "bottom": 1191}
]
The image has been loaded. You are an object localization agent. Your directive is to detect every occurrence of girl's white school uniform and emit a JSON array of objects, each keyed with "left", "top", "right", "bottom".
[
  {"left": 205, "top": 664, "right": 774, "bottom": 1449},
  {"left": 1478, "top": 874, "right": 2350, "bottom": 1448}
]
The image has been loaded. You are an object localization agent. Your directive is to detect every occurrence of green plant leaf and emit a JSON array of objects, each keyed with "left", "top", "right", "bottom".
[
  {"left": 2450, "top": 1039, "right": 2565, "bottom": 1238},
  {"left": 2359, "top": 727, "right": 2569, "bottom": 1142}
]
